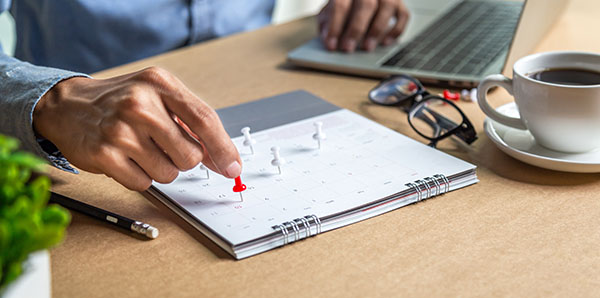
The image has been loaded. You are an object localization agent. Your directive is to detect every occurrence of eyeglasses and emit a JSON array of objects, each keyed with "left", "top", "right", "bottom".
[{"left": 368, "top": 75, "right": 477, "bottom": 147}]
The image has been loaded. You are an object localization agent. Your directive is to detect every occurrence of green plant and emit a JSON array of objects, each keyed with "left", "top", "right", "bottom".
[{"left": 0, "top": 134, "right": 70, "bottom": 290}]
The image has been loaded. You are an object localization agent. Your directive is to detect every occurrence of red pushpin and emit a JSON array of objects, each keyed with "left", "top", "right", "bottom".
[
  {"left": 232, "top": 176, "right": 247, "bottom": 202},
  {"left": 443, "top": 89, "right": 461, "bottom": 101}
]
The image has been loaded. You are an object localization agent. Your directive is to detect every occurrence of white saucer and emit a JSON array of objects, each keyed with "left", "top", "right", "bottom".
[{"left": 484, "top": 102, "right": 600, "bottom": 173}]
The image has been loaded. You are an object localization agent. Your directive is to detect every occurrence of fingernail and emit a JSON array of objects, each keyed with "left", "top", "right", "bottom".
[
  {"left": 365, "top": 38, "right": 377, "bottom": 51},
  {"left": 326, "top": 37, "right": 338, "bottom": 50},
  {"left": 343, "top": 39, "right": 357, "bottom": 53},
  {"left": 224, "top": 161, "right": 242, "bottom": 178},
  {"left": 383, "top": 37, "right": 395, "bottom": 46}
]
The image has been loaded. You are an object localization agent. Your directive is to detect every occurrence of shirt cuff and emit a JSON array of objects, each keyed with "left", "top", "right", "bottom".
[
  {"left": 0, "top": 55, "right": 90, "bottom": 173},
  {"left": 30, "top": 75, "right": 89, "bottom": 174},
  {"left": 36, "top": 137, "right": 79, "bottom": 174}
]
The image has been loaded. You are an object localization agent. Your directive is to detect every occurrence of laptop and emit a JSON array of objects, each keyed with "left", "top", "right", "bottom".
[{"left": 287, "top": 0, "right": 569, "bottom": 88}]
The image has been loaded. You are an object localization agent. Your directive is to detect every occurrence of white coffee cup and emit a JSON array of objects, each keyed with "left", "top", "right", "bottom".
[{"left": 477, "top": 51, "right": 600, "bottom": 153}]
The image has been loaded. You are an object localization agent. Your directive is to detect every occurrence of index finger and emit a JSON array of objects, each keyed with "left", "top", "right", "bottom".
[
  {"left": 174, "top": 116, "right": 221, "bottom": 173},
  {"left": 363, "top": 0, "right": 396, "bottom": 51},
  {"left": 340, "top": 0, "right": 377, "bottom": 52},
  {"left": 322, "top": 0, "right": 353, "bottom": 51},
  {"left": 169, "top": 97, "right": 242, "bottom": 179},
  {"left": 383, "top": 1, "right": 410, "bottom": 45}
]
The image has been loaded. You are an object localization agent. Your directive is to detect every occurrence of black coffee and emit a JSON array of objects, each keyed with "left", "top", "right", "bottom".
[{"left": 527, "top": 68, "right": 600, "bottom": 86}]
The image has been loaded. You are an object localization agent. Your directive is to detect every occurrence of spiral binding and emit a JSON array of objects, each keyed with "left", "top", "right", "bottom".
[
  {"left": 273, "top": 214, "right": 322, "bottom": 245},
  {"left": 272, "top": 175, "right": 449, "bottom": 246},
  {"left": 405, "top": 174, "right": 450, "bottom": 202}
]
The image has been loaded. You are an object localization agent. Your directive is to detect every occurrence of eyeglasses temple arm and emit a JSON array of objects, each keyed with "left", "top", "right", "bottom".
[
  {"left": 424, "top": 107, "right": 477, "bottom": 143},
  {"left": 421, "top": 107, "right": 457, "bottom": 131}
]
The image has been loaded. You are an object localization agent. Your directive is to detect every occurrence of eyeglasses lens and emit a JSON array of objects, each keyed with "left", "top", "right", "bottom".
[
  {"left": 409, "top": 98, "right": 464, "bottom": 139},
  {"left": 369, "top": 76, "right": 420, "bottom": 105}
]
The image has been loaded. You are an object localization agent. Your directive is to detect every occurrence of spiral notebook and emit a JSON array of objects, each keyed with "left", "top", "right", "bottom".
[{"left": 148, "top": 90, "right": 478, "bottom": 259}]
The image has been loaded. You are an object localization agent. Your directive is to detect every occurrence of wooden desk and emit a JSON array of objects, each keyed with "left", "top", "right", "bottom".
[{"left": 50, "top": 0, "right": 600, "bottom": 296}]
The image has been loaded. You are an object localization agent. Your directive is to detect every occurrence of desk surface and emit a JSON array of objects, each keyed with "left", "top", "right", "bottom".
[{"left": 50, "top": 1, "right": 600, "bottom": 296}]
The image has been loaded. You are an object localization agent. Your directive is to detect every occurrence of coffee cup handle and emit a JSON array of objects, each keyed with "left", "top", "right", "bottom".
[{"left": 477, "top": 74, "right": 527, "bottom": 130}]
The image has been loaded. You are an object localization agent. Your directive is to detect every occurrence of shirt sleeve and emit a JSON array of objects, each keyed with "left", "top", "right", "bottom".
[
  {"left": 0, "top": 52, "right": 90, "bottom": 173},
  {"left": 0, "top": 0, "right": 10, "bottom": 12}
]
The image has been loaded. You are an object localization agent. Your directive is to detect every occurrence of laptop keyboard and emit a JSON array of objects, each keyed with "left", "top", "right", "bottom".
[{"left": 382, "top": 0, "right": 523, "bottom": 76}]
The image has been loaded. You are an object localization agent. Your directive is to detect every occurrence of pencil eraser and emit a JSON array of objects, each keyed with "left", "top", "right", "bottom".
[{"left": 146, "top": 227, "right": 159, "bottom": 239}]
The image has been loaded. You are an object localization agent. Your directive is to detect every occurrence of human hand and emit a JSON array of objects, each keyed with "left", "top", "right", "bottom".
[
  {"left": 318, "top": 0, "right": 410, "bottom": 53},
  {"left": 33, "top": 67, "right": 242, "bottom": 191}
]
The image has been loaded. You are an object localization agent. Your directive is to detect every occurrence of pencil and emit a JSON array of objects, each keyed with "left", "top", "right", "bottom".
[{"left": 49, "top": 191, "right": 159, "bottom": 239}]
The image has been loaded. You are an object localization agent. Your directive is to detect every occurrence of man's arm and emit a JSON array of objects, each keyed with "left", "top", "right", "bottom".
[
  {"left": 318, "top": 0, "right": 410, "bottom": 53},
  {"left": 32, "top": 67, "right": 242, "bottom": 191},
  {"left": 0, "top": 51, "right": 242, "bottom": 190}
]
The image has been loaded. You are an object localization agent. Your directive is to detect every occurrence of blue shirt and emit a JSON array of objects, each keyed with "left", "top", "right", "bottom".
[{"left": 0, "top": 0, "right": 274, "bottom": 171}]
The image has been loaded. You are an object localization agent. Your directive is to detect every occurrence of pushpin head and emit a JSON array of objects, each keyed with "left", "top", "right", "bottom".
[
  {"left": 312, "top": 121, "right": 326, "bottom": 141},
  {"left": 469, "top": 88, "right": 478, "bottom": 102},
  {"left": 233, "top": 184, "right": 247, "bottom": 192},
  {"left": 241, "top": 127, "right": 257, "bottom": 146},
  {"left": 270, "top": 146, "right": 286, "bottom": 166},
  {"left": 461, "top": 89, "right": 470, "bottom": 101},
  {"left": 443, "top": 89, "right": 461, "bottom": 101},
  {"left": 233, "top": 176, "right": 247, "bottom": 192}
]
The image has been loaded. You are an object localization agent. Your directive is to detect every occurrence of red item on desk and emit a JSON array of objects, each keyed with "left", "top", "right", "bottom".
[{"left": 443, "top": 89, "right": 461, "bottom": 101}]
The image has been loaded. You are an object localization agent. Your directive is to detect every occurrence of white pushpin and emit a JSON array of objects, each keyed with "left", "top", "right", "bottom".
[
  {"left": 469, "top": 88, "right": 478, "bottom": 102},
  {"left": 461, "top": 89, "right": 470, "bottom": 101},
  {"left": 270, "top": 146, "right": 285, "bottom": 175},
  {"left": 199, "top": 164, "right": 209, "bottom": 179},
  {"left": 241, "top": 127, "right": 257, "bottom": 154},
  {"left": 312, "top": 121, "right": 326, "bottom": 149}
]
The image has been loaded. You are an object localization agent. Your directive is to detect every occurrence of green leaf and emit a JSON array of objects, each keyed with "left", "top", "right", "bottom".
[
  {"left": 3, "top": 261, "right": 24, "bottom": 287},
  {"left": 28, "top": 177, "right": 51, "bottom": 209},
  {"left": 41, "top": 205, "right": 71, "bottom": 226},
  {"left": 0, "top": 135, "right": 19, "bottom": 156},
  {"left": 7, "top": 152, "right": 47, "bottom": 172},
  {"left": 0, "top": 134, "right": 69, "bottom": 290}
]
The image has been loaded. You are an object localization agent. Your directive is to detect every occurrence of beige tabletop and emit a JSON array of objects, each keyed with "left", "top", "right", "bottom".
[{"left": 50, "top": 0, "right": 600, "bottom": 297}]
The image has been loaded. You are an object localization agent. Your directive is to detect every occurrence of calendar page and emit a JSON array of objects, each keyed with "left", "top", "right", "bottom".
[{"left": 153, "top": 108, "right": 474, "bottom": 246}]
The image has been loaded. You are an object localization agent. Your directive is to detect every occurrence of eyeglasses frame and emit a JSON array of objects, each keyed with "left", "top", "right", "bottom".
[{"left": 368, "top": 74, "right": 477, "bottom": 147}]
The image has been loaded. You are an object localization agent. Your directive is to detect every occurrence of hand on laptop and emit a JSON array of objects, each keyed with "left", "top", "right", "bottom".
[
  {"left": 318, "top": 0, "right": 409, "bottom": 53},
  {"left": 33, "top": 67, "right": 242, "bottom": 191}
]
